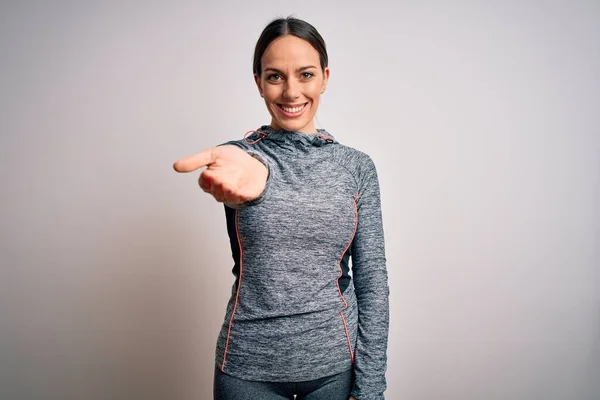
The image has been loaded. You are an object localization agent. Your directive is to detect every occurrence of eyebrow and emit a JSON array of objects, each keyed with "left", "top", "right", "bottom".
[{"left": 263, "top": 65, "right": 318, "bottom": 73}]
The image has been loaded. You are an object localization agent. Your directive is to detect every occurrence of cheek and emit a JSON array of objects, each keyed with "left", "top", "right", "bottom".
[
  {"left": 307, "top": 80, "right": 324, "bottom": 98},
  {"left": 262, "top": 84, "right": 280, "bottom": 99}
]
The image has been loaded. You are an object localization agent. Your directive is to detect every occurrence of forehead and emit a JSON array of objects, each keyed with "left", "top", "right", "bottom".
[{"left": 261, "top": 35, "right": 320, "bottom": 68}]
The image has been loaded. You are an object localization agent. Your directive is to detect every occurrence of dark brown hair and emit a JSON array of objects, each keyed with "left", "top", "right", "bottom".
[{"left": 253, "top": 17, "right": 328, "bottom": 77}]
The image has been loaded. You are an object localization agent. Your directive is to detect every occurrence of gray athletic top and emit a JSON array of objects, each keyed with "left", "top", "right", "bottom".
[{"left": 215, "top": 125, "right": 389, "bottom": 399}]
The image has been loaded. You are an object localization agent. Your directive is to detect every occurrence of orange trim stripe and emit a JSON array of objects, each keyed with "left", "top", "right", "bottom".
[
  {"left": 340, "top": 312, "right": 355, "bottom": 362},
  {"left": 334, "top": 192, "right": 360, "bottom": 363},
  {"left": 335, "top": 192, "right": 360, "bottom": 307},
  {"left": 221, "top": 209, "right": 243, "bottom": 371}
]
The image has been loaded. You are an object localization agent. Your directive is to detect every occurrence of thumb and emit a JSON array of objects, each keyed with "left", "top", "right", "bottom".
[{"left": 173, "top": 147, "right": 217, "bottom": 173}]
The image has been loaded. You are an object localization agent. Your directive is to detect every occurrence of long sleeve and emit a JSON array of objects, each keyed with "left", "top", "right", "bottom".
[{"left": 349, "top": 155, "right": 390, "bottom": 400}]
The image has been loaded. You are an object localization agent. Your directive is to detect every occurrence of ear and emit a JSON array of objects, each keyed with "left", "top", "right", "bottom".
[
  {"left": 254, "top": 74, "right": 264, "bottom": 97},
  {"left": 321, "top": 67, "right": 330, "bottom": 94}
]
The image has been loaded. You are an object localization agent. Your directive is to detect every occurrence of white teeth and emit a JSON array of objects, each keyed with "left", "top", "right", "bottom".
[{"left": 281, "top": 104, "right": 305, "bottom": 113}]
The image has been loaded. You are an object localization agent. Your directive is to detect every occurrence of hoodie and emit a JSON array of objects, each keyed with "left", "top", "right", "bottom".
[{"left": 214, "top": 125, "right": 389, "bottom": 399}]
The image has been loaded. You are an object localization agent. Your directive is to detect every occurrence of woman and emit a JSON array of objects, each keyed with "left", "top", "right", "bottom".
[{"left": 174, "top": 17, "right": 389, "bottom": 400}]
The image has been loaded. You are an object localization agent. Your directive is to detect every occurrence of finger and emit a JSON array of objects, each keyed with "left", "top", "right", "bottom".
[
  {"left": 222, "top": 187, "right": 242, "bottom": 205},
  {"left": 198, "top": 171, "right": 214, "bottom": 192},
  {"left": 173, "top": 147, "right": 217, "bottom": 173},
  {"left": 211, "top": 183, "right": 226, "bottom": 203}
]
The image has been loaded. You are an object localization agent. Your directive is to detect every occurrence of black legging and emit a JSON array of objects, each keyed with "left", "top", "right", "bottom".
[{"left": 213, "top": 366, "right": 354, "bottom": 400}]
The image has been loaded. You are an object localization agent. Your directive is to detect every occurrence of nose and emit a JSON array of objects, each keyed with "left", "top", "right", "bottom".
[{"left": 282, "top": 79, "right": 300, "bottom": 99}]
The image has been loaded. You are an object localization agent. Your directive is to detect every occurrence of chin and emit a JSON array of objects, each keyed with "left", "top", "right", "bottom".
[
  {"left": 277, "top": 120, "right": 310, "bottom": 132},
  {"left": 270, "top": 113, "right": 315, "bottom": 132}
]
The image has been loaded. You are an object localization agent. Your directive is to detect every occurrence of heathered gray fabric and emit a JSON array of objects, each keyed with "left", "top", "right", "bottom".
[{"left": 214, "top": 125, "right": 389, "bottom": 400}]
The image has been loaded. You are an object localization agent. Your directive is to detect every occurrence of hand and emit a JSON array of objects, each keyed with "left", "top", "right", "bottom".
[{"left": 173, "top": 145, "right": 268, "bottom": 205}]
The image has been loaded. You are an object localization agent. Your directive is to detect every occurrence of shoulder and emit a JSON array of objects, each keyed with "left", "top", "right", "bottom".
[
  {"left": 216, "top": 138, "right": 249, "bottom": 150},
  {"left": 328, "top": 142, "right": 378, "bottom": 176}
]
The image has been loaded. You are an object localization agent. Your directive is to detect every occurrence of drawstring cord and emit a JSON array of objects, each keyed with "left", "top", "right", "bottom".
[
  {"left": 243, "top": 130, "right": 268, "bottom": 145},
  {"left": 318, "top": 134, "right": 334, "bottom": 144}
]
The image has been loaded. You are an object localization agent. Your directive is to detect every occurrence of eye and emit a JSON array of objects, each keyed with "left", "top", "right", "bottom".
[
  {"left": 266, "top": 74, "right": 282, "bottom": 82},
  {"left": 301, "top": 72, "right": 314, "bottom": 79}
]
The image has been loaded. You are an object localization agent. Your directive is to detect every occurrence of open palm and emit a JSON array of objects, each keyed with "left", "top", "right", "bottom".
[{"left": 173, "top": 145, "right": 268, "bottom": 205}]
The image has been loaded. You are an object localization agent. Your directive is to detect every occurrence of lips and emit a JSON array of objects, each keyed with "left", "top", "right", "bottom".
[{"left": 277, "top": 102, "right": 308, "bottom": 116}]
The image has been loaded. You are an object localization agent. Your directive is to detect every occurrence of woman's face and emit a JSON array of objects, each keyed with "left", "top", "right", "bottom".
[{"left": 254, "top": 35, "right": 329, "bottom": 134}]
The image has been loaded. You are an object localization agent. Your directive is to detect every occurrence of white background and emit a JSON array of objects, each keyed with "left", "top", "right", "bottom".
[{"left": 1, "top": 1, "right": 599, "bottom": 399}]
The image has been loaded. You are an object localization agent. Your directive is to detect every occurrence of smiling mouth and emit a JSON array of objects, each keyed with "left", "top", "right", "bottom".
[{"left": 277, "top": 103, "right": 308, "bottom": 114}]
